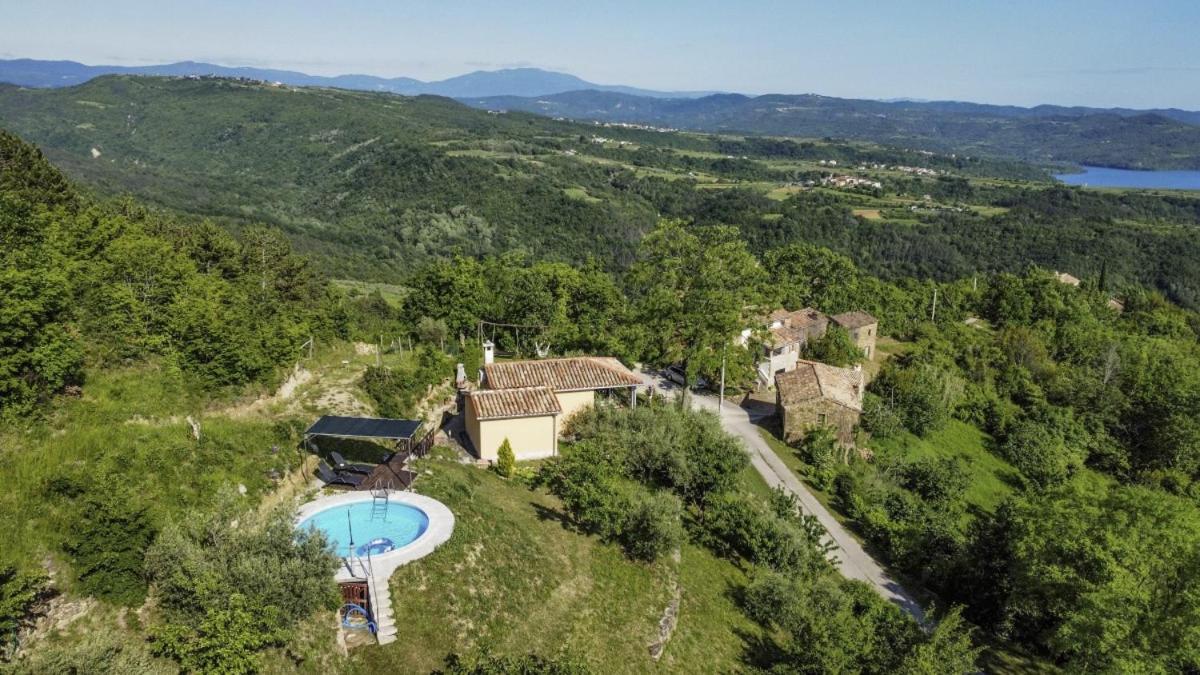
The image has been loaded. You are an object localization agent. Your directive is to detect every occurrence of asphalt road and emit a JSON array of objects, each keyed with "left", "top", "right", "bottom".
[{"left": 643, "top": 375, "right": 925, "bottom": 622}]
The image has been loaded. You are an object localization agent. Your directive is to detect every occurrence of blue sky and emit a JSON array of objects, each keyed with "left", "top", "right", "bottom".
[{"left": 3, "top": 0, "right": 1198, "bottom": 108}]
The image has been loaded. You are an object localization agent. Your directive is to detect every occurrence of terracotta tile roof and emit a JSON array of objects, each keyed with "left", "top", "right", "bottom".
[
  {"left": 468, "top": 386, "right": 561, "bottom": 420},
  {"left": 831, "top": 310, "right": 877, "bottom": 330},
  {"left": 483, "top": 357, "right": 641, "bottom": 392},
  {"left": 766, "top": 308, "right": 829, "bottom": 346},
  {"left": 776, "top": 360, "right": 864, "bottom": 412}
]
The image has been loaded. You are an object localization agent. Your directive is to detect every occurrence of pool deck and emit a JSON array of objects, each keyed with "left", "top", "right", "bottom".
[{"left": 297, "top": 489, "right": 455, "bottom": 645}]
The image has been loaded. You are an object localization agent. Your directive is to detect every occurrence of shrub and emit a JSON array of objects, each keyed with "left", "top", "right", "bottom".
[
  {"left": 360, "top": 347, "right": 452, "bottom": 417},
  {"left": 144, "top": 502, "right": 338, "bottom": 673},
  {"left": 7, "top": 629, "right": 170, "bottom": 674},
  {"left": 862, "top": 392, "right": 904, "bottom": 439},
  {"left": 802, "top": 325, "right": 864, "bottom": 367},
  {"left": 901, "top": 457, "right": 969, "bottom": 506},
  {"left": 620, "top": 492, "right": 683, "bottom": 562},
  {"left": 797, "top": 427, "right": 839, "bottom": 490},
  {"left": 999, "top": 419, "right": 1081, "bottom": 489},
  {"left": 697, "top": 493, "right": 829, "bottom": 576},
  {"left": 1, "top": 565, "right": 47, "bottom": 658},
  {"left": 436, "top": 650, "right": 593, "bottom": 674},
  {"left": 63, "top": 486, "right": 157, "bottom": 605},
  {"left": 496, "top": 438, "right": 516, "bottom": 478}
]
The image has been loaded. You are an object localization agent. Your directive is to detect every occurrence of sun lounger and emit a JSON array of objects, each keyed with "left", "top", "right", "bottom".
[
  {"left": 330, "top": 451, "right": 375, "bottom": 475},
  {"left": 317, "top": 460, "right": 365, "bottom": 487}
]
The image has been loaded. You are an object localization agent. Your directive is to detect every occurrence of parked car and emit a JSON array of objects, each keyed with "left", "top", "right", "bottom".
[
  {"left": 662, "top": 364, "right": 710, "bottom": 390},
  {"left": 663, "top": 364, "right": 687, "bottom": 386}
]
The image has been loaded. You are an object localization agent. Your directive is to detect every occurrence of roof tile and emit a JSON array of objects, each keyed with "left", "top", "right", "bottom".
[
  {"left": 468, "top": 386, "right": 562, "bottom": 420},
  {"left": 483, "top": 357, "right": 641, "bottom": 392}
]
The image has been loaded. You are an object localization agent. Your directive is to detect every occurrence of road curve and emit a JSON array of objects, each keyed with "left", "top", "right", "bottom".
[{"left": 644, "top": 376, "right": 925, "bottom": 622}]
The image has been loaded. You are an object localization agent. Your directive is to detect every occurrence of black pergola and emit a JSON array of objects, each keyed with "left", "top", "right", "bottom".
[{"left": 303, "top": 415, "right": 422, "bottom": 452}]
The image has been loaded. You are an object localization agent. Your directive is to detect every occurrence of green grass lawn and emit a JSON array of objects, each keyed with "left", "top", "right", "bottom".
[
  {"left": 350, "top": 454, "right": 768, "bottom": 673},
  {"left": 0, "top": 364, "right": 302, "bottom": 569}
]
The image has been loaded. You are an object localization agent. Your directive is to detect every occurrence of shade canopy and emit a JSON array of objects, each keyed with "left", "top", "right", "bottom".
[{"left": 304, "top": 415, "right": 422, "bottom": 441}]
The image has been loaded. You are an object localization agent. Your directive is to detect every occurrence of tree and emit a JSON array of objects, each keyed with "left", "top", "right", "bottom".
[
  {"left": 762, "top": 243, "right": 860, "bottom": 312},
  {"left": 963, "top": 482, "right": 1200, "bottom": 671},
  {"left": 627, "top": 220, "right": 763, "bottom": 389},
  {"left": 145, "top": 503, "right": 338, "bottom": 673},
  {"left": 496, "top": 438, "right": 516, "bottom": 478},
  {"left": 802, "top": 325, "right": 864, "bottom": 367},
  {"left": 998, "top": 419, "right": 1082, "bottom": 489},
  {"left": 896, "top": 606, "right": 980, "bottom": 675},
  {"left": 417, "top": 316, "right": 450, "bottom": 350}
]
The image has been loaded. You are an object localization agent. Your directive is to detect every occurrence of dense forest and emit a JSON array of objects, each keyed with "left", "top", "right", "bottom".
[{"left": 2, "top": 76, "right": 1198, "bottom": 314}]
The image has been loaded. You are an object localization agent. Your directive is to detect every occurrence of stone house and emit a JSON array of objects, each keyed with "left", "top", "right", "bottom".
[
  {"left": 830, "top": 310, "right": 879, "bottom": 360},
  {"left": 775, "top": 360, "right": 865, "bottom": 445},
  {"left": 739, "top": 307, "right": 878, "bottom": 386}
]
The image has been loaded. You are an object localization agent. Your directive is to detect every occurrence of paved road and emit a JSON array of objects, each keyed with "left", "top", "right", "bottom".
[{"left": 644, "top": 376, "right": 925, "bottom": 622}]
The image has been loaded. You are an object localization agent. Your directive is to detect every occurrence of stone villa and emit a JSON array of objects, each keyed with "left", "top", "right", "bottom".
[{"left": 776, "top": 360, "right": 865, "bottom": 445}]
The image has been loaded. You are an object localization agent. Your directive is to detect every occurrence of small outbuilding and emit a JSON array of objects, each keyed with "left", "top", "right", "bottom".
[
  {"left": 463, "top": 355, "right": 642, "bottom": 461},
  {"left": 776, "top": 360, "right": 865, "bottom": 445},
  {"left": 464, "top": 386, "right": 562, "bottom": 461}
]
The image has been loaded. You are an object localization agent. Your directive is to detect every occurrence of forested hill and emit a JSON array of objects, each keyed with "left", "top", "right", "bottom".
[
  {"left": 464, "top": 90, "right": 1200, "bottom": 170},
  {"left": 4, "top": 75, "right": 1200, "bottom": 311},
  {"left": 0, "top": 128, "right": 342, "bottom": 414}
]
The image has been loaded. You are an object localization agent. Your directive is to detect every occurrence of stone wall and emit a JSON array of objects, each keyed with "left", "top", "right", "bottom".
[{"left": 779, "top": 397, "right": 860, "bottom": 445}]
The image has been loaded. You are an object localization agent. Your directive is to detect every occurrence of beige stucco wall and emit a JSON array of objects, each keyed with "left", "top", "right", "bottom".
[
  {"left": 555, "top": 390, "right": 597, "bottom": 426},
  {"left": 472, "top": 414, "right": 558, "bottom": 461}
]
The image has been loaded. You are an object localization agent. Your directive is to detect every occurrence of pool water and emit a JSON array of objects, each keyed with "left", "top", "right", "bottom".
[{"left": 298, "top": 501, "right": 429, "bottom": 558}]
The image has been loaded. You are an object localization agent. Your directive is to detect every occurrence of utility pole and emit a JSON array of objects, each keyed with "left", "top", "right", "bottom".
[
  {"left": 930, "top": 287, "right": 939, "bottom": 323},
  {"left": 718, "top": 343, "right": 727, "bottom": 412}
]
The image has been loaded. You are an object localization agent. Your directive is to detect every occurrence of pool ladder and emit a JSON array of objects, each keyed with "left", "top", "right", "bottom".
[{"left": 370, "top": 488, "right": 389, "bottom": 520}]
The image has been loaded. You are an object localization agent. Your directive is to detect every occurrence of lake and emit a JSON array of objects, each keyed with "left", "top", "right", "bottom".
[{"left": 1055, "top": 165, "right": 1200, "bottom": 190}]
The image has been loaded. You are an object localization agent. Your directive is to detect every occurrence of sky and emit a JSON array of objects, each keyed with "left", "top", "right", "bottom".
[{"left": 3, "top": 0, "right": 1199, "bottom": 109}]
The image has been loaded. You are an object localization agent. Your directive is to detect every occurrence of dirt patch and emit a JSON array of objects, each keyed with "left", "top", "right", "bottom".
[{"left": 852, "top": 208, "right": 882, "bottom": 220}]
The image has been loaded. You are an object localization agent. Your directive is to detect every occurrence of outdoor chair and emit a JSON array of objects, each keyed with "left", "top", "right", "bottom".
[
  {"left": 330, "top": 451, "right": 376, "bottom": 475},
  {"left": 317, "top": 460, "right": 365, "bottom": 487}
]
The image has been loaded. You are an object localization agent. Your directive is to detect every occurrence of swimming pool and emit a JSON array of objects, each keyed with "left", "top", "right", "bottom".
[{"left": 298, "top": 501, "right": 429, "bottom": 558}]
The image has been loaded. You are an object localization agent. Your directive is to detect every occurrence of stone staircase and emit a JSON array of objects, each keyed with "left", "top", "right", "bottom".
[{"left": 369, "top": 571, "right": 398, "bottom": 645}]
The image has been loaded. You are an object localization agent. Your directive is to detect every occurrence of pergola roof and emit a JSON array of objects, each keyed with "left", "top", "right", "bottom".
[{"left": 303, "top": 415, "right": 422, "bottom": 440}]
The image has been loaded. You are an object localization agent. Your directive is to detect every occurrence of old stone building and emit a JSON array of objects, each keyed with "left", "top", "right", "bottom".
[
  {"left": 739, "top": 307, "right": 878, "bottom": 386},
  {"left": 776, "top": 359, "right": 865, "bottom": 445},
  {"left": 830, "top": 310, "right": 879, "bottom": 360}
]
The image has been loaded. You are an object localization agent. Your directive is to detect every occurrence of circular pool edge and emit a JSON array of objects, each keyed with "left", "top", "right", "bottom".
[{"left": 295, "top": 490, "right": 455, "bottom": 581}]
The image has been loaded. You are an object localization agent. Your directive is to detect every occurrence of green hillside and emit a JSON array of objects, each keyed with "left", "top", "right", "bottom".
[{"left": 4, "top": 76, "right": 1200, "bottom": 311}]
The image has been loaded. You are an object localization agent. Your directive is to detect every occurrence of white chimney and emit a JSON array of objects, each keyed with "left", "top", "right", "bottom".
[{"left": 483, "top": 339, "right": 495, "bottom": 365}]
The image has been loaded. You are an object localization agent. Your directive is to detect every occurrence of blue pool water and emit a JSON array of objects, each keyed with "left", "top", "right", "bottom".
[
  {"left": 298, "top": 502, "right": 429, "bottom": 558},
  {"left": 1055, "top": 166, "right": 1200, "bottom": 190}
]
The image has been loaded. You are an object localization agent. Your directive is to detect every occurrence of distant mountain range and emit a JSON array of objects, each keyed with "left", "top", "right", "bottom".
[
  {"left": 0, "top": 58, "right": 715, "bottom": 99},
  {"left": 461, "top": 90, "right": 1200, "bottom": 169},
  {"left": 5, "top": 57, "right": 1200, "bottom": 169}
]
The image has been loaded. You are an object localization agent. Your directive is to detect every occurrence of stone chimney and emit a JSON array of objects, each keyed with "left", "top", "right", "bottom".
[{"left": 483, "top": 339, "right": 495, "bottom": 365}]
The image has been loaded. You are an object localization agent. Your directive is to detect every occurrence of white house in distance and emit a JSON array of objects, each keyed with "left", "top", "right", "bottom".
[{"left": 464, "top": 346, "right": 643, "bottom": 462}]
